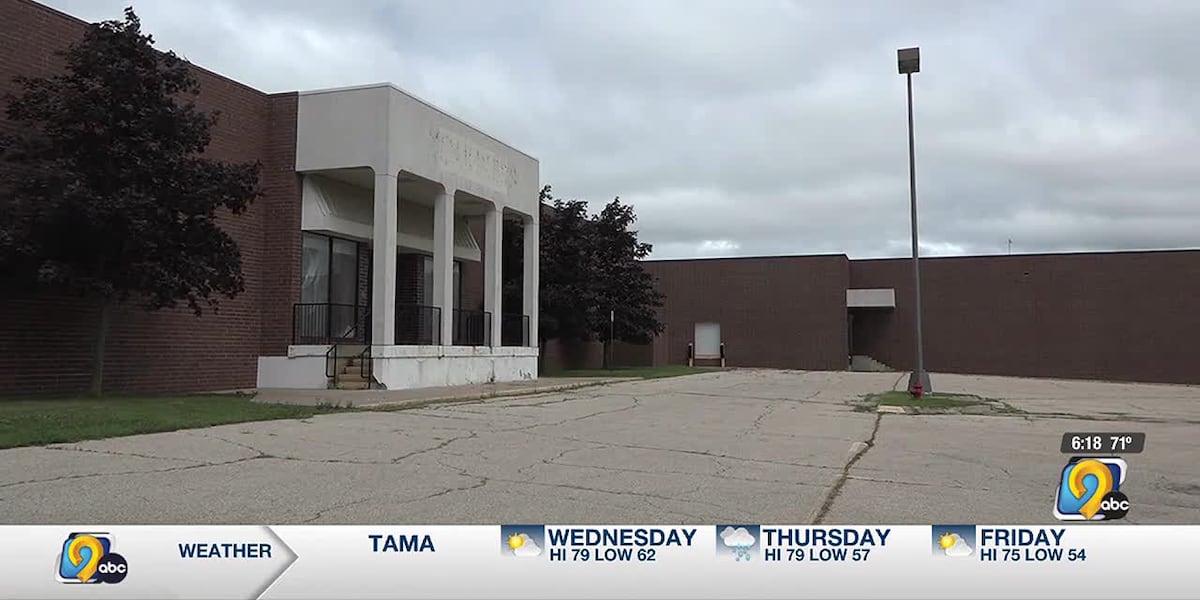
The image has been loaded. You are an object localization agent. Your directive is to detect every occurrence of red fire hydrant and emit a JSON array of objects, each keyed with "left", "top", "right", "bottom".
[{"left": 911, "top": 380, "right": 924, "bottom": 399}]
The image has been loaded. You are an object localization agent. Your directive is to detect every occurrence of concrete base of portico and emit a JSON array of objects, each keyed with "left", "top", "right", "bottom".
[
  {"left": 255, "top": 344, "right": 539, "bottom": 390},
  {"left": 371, "top": 345, "right": 538, "bottom": 390},
  {"left": 254, "top": 376, "right": 625, "bottom": 408}
]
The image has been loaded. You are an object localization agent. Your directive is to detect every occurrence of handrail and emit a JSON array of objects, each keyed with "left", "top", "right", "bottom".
[
  {"left": 357, "top": 345, "right": 371, "bottom": 382},
  {"left": 325, "top": 344, "right": 337, "bottom": 386}
]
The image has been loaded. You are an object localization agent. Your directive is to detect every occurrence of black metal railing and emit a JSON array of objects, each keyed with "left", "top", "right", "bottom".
[
  {"left": 356, "top": 345, "right": 372, "bottom": 381},
  {"left": 501, "top": 314, "right": 530, "bottom": 346},
  {"left": 325, "top": 345, "right": 337, "bottom": 379},
  {"left": 293, "top": 303, "right": 370, "bottom": 345},
  {"left": 323, "top": 344, "right": 373, "bottom": 388},
  {"left": 396, "top": 303, "right": 441, "bottom": 345},
  {"left": 452, "top": 309, "right": 492, "bottom": 346}
]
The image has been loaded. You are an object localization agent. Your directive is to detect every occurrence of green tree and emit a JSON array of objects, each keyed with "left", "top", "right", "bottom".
[
  {"left": 589, "top": 197, "right": 663, "bottom": 365},
  {"left": 536, "top": 185, "right": 600, "bottom": 344},
  {"left": 503, "top": 186, "right": 663, "bottom": 366},
  {"left": 0, "top": 8, "right": 261, "bottom": 395}
]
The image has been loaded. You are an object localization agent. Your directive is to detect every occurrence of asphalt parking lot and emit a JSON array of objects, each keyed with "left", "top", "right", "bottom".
[{"left": 2, "top": 370, "right": 1197, "bottom": 524}]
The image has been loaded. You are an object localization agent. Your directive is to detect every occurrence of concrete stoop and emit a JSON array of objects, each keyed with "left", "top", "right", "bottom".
[
  {"left": 850, "top": 355, "right": 894, "bottom": 372},
  {"left": 329, "top": 350, "right": 377, "bottom": 390}
]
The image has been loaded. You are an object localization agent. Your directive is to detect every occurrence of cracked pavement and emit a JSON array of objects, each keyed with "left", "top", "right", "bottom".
[{"left": 1, "top": 370, "right": 1197, "bottom": 524}]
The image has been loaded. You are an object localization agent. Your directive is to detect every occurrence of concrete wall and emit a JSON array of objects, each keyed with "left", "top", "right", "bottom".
[
  {"left": 643, "top": 255, "right": 851, "bottom": 371},
  {"left": 372, "top": 346, "right": 537, "bottom": 389},
  {"left": 257, "top": 355, "right": 328, "bottom": 390},
  {"left": 850, "top": 250, "right": 1200, "bottom": 384},
  {"left": 0, "top": 0, "right": 300, "bottom": 394}
]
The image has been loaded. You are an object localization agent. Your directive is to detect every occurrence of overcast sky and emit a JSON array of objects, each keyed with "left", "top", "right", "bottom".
[{"left": 46, "top": 0, "right": 1200, "bottom": 259}]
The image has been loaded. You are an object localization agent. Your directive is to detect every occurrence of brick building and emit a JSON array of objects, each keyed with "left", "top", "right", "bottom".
[
  {"left": 0, "top": 0, "right": 540, "bottom": 394},
  {"left": 3, "top": 0, "right": 1196, "bottom": 394},
  {"left": 639, "top": 249, "right": 1200, "bottom": 385}
]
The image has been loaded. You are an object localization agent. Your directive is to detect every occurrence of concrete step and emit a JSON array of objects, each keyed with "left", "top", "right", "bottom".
[
  {"left": 850, "top": 355, "right": 893, "bottom": 372},
  {"left": 335, "top": 380, "right": 371, "bottom": 390}
]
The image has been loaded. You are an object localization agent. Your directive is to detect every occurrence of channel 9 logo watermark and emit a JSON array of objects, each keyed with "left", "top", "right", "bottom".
[
  {"left": 55, "top": 532, "right": 128, "bottom": 584},
  {"left": 1054, "top": 457, "right": 1130, "bottom": 521}
]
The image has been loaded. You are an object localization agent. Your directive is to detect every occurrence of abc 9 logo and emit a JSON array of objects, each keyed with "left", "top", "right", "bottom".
[
  {"left": 1099, "top": 491, "right": 1130, "bottom": 520},
  {"left": 94, "top": 553, "right": 128, "bottom": 583}
]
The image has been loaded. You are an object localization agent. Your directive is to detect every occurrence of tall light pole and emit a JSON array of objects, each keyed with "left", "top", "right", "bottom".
[{"left": 898, "top": 46, "right": 931, "bottom": 395}]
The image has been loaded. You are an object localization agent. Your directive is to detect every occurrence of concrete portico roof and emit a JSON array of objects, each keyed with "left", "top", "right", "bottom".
[{"left": 295, "top": 83, "right": 540, "bottom": 221}]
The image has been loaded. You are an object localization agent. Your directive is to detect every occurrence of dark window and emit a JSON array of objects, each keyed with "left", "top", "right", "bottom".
[
  {"left": 421, "top": 255, "right": 463, "bottom": 309},
  {"left": 300, "top": 232, "right": 359, "bottom": 306}
]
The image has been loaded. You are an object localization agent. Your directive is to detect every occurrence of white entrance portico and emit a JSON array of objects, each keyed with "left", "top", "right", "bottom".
[{"left": 256, "top": 83, "right": 539, "bottom": 390}]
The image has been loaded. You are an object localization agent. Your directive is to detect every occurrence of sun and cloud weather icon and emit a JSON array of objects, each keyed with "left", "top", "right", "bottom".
[
  {"left": 500, "top": 525, "right": 545, "bottom": 558},
  {"left": 716, "top": 525, "right": 759, "bottom": 561},
  {"left": 931, "top": 525, "right": 975, "bottom": 558}
]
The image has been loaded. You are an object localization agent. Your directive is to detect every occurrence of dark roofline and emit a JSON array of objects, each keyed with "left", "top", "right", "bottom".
[
  {"left": 643, "top": 246, "right": 1200, "bottom": 265},
  {"left": 18, "top": 0, "right": 273, "bottom": 99},
  {"left": 851, "top": 247, "right": 1200, "bottom": 263},
  {"left": 644, "top": 253, "right": 849, "bottom": 264}
]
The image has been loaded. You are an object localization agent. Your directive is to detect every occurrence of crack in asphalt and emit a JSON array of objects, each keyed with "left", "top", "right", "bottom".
[
  {"left": 301, "top": 496, "right": 377, "bottom": 524},
  {"left": 737, "top": 403, "right": 778, "bottom": 440},
  {"left": 519, "top": 396, "right": 644, "bottom": 430},
  {"left": 435, "top": 454, "right": 733, "bottom": 513},
  {"left": 391, "top": 476, "right": 491, "bottom": 509},
  {"left": 526, "top": 432, "right": 844, "bottom": 472},
  {"left": 514, "top": 445, "right": 594, "bottom": 478},
  {"left": 846, "top": 475, "right": 993, "bottom": 491},
  {"left": 495, "top": 477, "right": 732, "bottom": 511},
  {"left": 676, "top": 390, "right": 847, "bottom": 406},
  {"left": 0, "top": 455, "right": 269, "bottom": 489},
  {"left": 811, "top": 413, "right": 884, "bottom": 524},
  {"left": 546, "top": 458, "right": 830, "bottom": 488},
  {"left": 41, "top": 444, "right": 208, "bottom": 465}
]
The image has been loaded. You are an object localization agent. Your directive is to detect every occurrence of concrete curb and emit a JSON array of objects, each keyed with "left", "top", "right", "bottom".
[{"left": 354, "top": 378, "right": 634, "bottom": 410}]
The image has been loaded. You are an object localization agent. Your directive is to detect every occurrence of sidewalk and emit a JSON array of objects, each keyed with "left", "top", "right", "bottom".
[{"left": 253, "top": 377, "right": 629, "bottom": 409}]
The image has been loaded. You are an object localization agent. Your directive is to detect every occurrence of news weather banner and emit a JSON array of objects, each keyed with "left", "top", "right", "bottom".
[{"left": 0, "top": 523, "right": 1195, "bottom": 597}]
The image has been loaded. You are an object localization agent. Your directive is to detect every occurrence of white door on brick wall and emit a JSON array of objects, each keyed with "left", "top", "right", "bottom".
[{"left": 695, "top": 322, "right": 721, "bottom": 358}]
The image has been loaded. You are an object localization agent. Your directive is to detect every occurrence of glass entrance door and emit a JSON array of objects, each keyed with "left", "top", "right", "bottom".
[{"left": 300, "top": 232, "right": 361, "bottom": 343}]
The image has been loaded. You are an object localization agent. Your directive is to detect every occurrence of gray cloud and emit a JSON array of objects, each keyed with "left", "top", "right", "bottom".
[{"left": 47, "top": 0, "right": 1200, "bottom": 258}]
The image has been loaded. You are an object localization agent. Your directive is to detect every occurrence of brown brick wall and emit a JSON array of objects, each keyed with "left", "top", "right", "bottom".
[
  {"left": 258, "top": 92, "right": 301, "bottom": 355},
  {"left": 356, "top": 245, "right": 372, "bottom": 309},
  {"left": 850, "top": 250, "right": 1200, "bottom": 384},
  {"left": 0, "top": 0, "right": 299, "bottom": 394},
  {"left": 396, "top": 254, "right": 423, "bottom": 306},
  {"left": 643, "top": 255, "right": 851, "bottom": 371}
]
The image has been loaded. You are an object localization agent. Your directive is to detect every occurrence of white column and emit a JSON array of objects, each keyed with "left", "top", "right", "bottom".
[
  {"left": 371, "top": 172, "right": 399, "bottom": 344},
  {"left": 433, "top": 187, "right": 455, "bottom": 345},
  {"left": 522, "top": 217, "right": 539, "bottom": 346},
  {"left": 484, "top": 204, "right": 503, "bottom": 347}
]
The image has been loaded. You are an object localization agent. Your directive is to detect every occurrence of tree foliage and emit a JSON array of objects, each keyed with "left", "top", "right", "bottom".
[
  {"left": 590, "top": 197, "right": 661, "bottom": 345},
  {"left": 0, "top": 8, "right": 261, "bottom": 394},
  {"left": 504, "top": 185, "right": 663, "bottom": 350}
]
